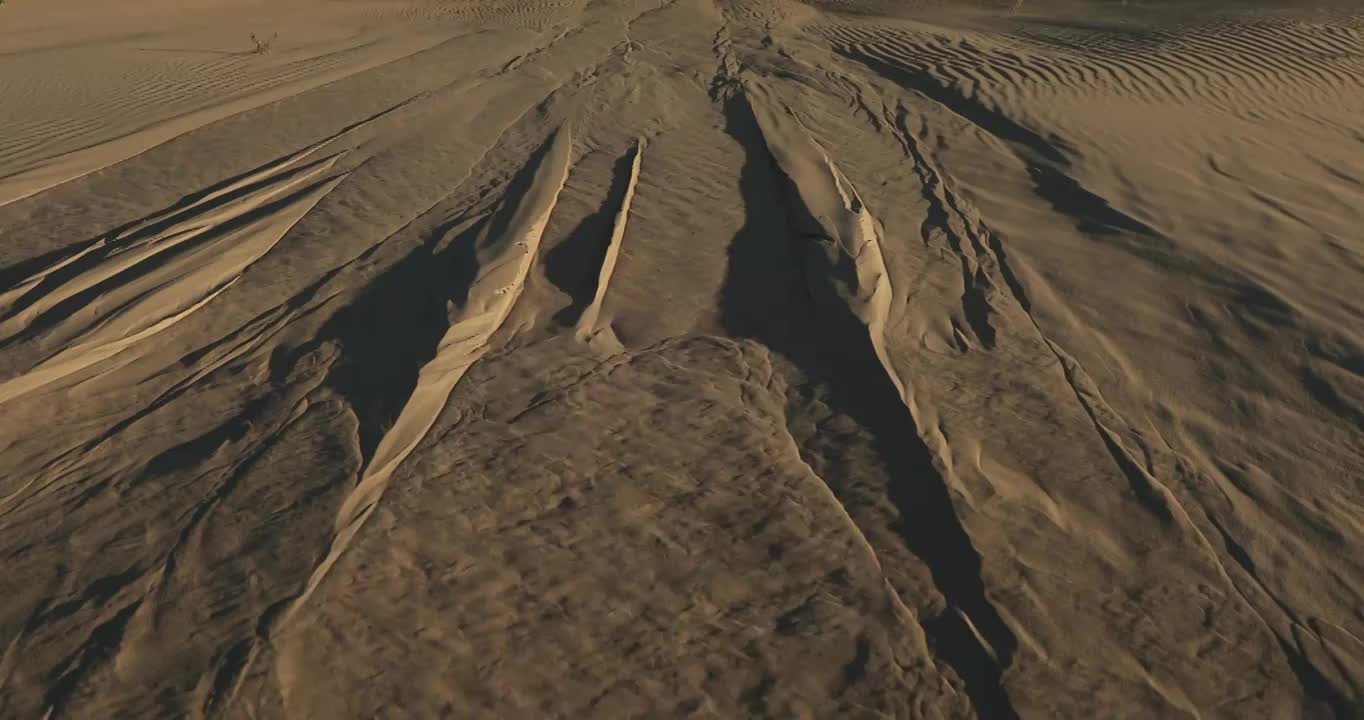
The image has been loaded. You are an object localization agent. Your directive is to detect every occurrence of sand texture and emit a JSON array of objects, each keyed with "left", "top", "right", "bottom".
[{"left": 1, "top": 0, "right": 1362, "bottom": 717}]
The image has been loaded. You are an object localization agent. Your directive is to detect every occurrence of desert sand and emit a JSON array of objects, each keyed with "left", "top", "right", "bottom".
[{"left": 0, "top": 0, "right": 1361, "bottom": 717}]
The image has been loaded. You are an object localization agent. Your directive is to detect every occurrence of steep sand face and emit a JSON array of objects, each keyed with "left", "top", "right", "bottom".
[{"left": 1, "top": 0, "right": 1361, "bottom": 717}]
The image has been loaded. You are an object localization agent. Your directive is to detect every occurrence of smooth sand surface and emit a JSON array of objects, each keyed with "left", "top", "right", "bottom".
[{"left": 1, "top": 0, "right": 1362, "bottom": 717}]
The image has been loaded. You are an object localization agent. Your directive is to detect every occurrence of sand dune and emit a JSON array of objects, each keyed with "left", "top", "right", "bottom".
[{"left": 1, "top": 0, "right": 1361, "bottom": 717}]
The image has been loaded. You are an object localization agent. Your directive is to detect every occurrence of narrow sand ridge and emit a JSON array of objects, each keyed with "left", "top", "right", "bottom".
[
  {"left": 0, "top": 158, "right": 347, "bottom": 406},
  {"left": 0, "top": 0, "right": 1362, "bottom": 717},
  {"left": 574, "top": 137, "right": 643, "bottom": 353}
]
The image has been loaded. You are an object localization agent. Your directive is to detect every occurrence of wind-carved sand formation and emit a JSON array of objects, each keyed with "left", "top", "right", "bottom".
[
  {"left": 288, "top": 125, "right": 574, "bottom": 626},
  {"left": 1, "top": 0, "right": 1362, "bottom": 718},
  {"left": 0, "top": 151, "right": 347, "bottom": 406}
]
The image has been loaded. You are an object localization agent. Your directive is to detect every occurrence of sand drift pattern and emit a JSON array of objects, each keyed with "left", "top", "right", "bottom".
[{"left": 0, "top": 1, "right": 1362, "bottom": 718}]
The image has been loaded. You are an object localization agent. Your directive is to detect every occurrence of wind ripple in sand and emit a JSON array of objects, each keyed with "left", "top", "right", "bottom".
[{"left": 821, "top": 17, "right": 1364, "bottom": 122}]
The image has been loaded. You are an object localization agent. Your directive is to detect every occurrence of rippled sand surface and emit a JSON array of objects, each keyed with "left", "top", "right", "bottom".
[{"left": 1, "top": 0, "right": 1361, "bottom": 717}]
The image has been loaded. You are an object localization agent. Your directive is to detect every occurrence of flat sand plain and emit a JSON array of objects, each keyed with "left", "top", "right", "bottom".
[{"left": 1, "top": 0, "right": 1362, "bottom": 717}]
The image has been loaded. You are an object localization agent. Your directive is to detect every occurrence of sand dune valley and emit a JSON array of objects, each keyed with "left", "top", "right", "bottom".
[{"left": 1, "top": 0, "right": 1362, "bottom": 717}]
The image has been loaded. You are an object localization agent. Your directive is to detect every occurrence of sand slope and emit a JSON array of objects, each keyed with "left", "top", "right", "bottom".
[{"left": 1, "top": 0, "right": 1362, "bottom": 717}]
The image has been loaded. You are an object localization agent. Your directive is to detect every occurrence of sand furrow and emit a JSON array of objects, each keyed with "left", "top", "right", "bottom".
[
  {"left": 40, "top": 601, "right": 144, "bottom": 719},
  {"left": 880, "top": 100, "right": 999, "bottom": 350}
]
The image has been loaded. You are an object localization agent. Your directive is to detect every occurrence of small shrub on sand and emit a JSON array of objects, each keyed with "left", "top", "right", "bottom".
[{"left": 250, "top": 32, "right": 279, "bottom": 54}]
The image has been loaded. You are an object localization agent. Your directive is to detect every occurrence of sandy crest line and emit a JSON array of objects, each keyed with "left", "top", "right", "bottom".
[{"left": 576, "top": 136, "right": 645, "bottom": 353}]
